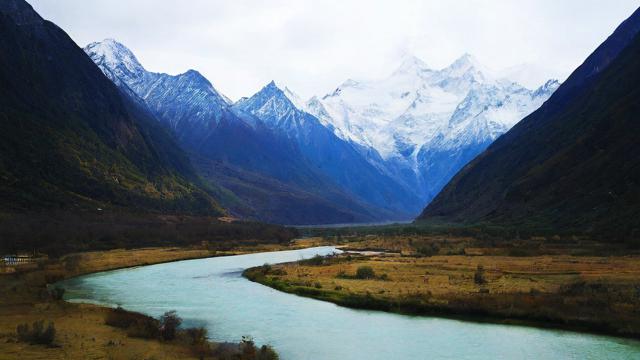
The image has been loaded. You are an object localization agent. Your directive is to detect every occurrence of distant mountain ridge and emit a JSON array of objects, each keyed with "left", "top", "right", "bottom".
[{"left": 418, "top": 7, "right": 640, "bottom": 239}]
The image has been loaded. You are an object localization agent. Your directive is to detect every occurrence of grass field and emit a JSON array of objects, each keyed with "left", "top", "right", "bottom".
[
  {"left": 0, "top": 239, "right": 325, "bottom": 359},
  {"left": 245, "top": 235, "right": 640, "bottom": 338}
]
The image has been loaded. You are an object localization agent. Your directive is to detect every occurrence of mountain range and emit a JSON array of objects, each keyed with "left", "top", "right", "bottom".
[
  {"left": 85, "top": 39, "right": 558, "bottom": 224},
  {"left": 307, "top": 54, "right": 559, "bottom": 203},
  {"left": 418, "top": 7, "right": 640, "bottom": 239}
]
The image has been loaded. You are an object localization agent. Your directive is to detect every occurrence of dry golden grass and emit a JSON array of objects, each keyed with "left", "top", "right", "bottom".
[
  {"left": 270, "top": 254, "right": 640, "bottom": 299},
  {"left": 248, "top": 235, "right": 640, "bottom": 337},
  {"left": 0, "top": 241, "right": 319, "bottom": 359}
]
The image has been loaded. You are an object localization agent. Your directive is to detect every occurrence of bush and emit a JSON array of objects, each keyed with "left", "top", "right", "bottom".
[
  {"left": 474, "top": 264, "right": 487, "bottom": 285},
  {"left": 105, "top": 306, "right": 148, "bottom": 328},
  {"left": 160, "top": 310, "right": 182, "bottom": 341},
  {"left": 417, "top": 243, "right": 440, "bottom": 257},
  {"left": 186, "top": 327, "right": 210, "bottom": 358},
  {"left": 355, "top": 266, "right": 376, "bottom": 279},
  {"left": 105, "top": 306, "right": 160, "bottom": 339},
  {"left": 257, "top": 345, "right": 279, "bottom": 360},
  {"left": 16, "top": 320, "right": 55, "bottom": 345},
  {"left": 300, "top": 255, "right": 325, "bottom": 266},
  {"left": 47, "top": 286, "right": 65, "bottom": 301},
  {"left": 127, "top": 318, "right": 161, "bottom": 339}
]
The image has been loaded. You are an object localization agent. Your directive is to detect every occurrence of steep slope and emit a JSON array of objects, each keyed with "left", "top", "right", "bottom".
[
  {"left": 85, "top": 39, "right": 232, "bottom": 148},
  {"left": 0, "top": 0, "right": 223, "bottom": 215},
  {"left": 309, "top": 55, "right": 558, "bottom": 204},
  {"left": 86, "top": 40, "right": 385, "bottom": 224},
  {"left": 234, "top": 82, "right": 422, "bottom": 216},
  {"left": 419, "top": 7, "right": 640, "bottom": 238}
]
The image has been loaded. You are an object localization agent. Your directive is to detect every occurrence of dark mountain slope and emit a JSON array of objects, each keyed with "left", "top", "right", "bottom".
[
  {"left": 418, "top": 8, "right": 640, "bottom": 238},
  {"left": 0, "top": 0, "right": 223, "bottom": 215}
]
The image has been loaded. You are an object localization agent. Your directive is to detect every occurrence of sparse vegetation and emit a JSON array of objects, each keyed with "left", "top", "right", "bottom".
[
  {"left": 160, "top": 310, "right": 182, "bottom": 341},
  {"left": 47, "top": 286, "right": 66, "bottom": 300},
  {"left": 356, "top": 266, "right": 376, "bottom": 279},
  {"left": 474, "top": 265, "right": 487, "bottom": 285},
  {"left": 244, "top": 241, "right": 640, "bottom": 338},
  {"left": 16, "top": 320, "right": 56, "bottom": 346}
]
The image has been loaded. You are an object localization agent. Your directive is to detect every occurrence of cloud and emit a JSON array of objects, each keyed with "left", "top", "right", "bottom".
[{"left": 29, "top": 0, "right": 639, "bottom": 100}]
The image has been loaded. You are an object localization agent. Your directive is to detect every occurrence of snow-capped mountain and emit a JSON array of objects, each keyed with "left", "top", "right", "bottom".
[
  {"left": 85, "top": 39, "right": 233, "bottom": 145},
  {"left": 307, "top": 53, "right": 559, "bottom": 203},
  {"left": 234, "top": 81, "right": 423, "bottom": 216},
  {"left": 86, "top": 38, "right": 559, "bottom": 221},
  {"left": 85, "top": 39, "right": 405, "bottom": 224}
]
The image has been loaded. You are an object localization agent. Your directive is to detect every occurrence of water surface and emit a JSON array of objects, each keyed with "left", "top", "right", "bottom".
[{"left": 59, "top": 247, "right": 640, "bottom": 359}]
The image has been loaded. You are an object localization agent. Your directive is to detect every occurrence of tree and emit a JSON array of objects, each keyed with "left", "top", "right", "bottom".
[{"left": 160, "top": 310, "right": 182, "bottom": 341}]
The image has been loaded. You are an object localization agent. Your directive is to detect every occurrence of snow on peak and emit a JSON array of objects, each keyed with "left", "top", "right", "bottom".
[
  {"left": 235, "top": 81, "right": 296, "bottom": 120},
  {"left": 393, "top": 54, "right": 431, "bottom": 76},
  {"left": 440, "top": 53, "right": 493, "bottom": 81},
  {"left": 283, "top": 86, "right": 307, "bottom": 111},
  {"left": 85, "top": 39, "right": 144, "bottom": 77},
  {"left": 307, "top": 52, "right": 559, "bottom": 163}
]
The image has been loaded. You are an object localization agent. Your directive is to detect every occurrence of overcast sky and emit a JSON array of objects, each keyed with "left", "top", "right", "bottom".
[{"left": 29, "top": 0, "right": 639, "bottom": 100}]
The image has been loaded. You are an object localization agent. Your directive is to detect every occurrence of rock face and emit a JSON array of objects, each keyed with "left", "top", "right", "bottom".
[
  {"left": 308, "top": 54, "right": 558, "bottom": 204},
  {"left": 418, "top": 7, "right": 640, "bottom": 238},
  {"left": 0, "top": 0, "right": 224, "bottom": 215}
]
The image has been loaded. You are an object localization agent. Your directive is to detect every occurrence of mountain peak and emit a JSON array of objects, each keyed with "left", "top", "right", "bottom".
[
  {"left": 265, "top": 80, "right": 278, "bottom": 89},
  {"left": 441, "top": 53, "right": 494, "bottom": 81},
  {"left": 393, "top": 54, "right": 431, "bottom": 76},
  {"left": 84, "top": 39, "right": 145, "bottom": 76},
  {"left": 448, "top": 53, "right": 480, "bottom": 71}
]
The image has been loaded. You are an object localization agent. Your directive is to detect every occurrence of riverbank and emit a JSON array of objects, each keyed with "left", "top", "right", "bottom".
[
  {"left": 244, "top": 236, "right": 640, "bottom": 339},
  {"left": 0, "top": 238, "right": 325, "bottom": 359}
]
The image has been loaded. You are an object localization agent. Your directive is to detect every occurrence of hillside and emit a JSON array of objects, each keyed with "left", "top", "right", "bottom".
[
  {"left": 418, "top": 8, "right": 640, "bottom": 240},
  {"left": 0, "top": 0, "right": 223, "bottom": 215}
]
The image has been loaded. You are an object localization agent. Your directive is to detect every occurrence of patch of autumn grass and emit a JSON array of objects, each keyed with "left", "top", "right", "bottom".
[{"left": 245, "top": 249, "right": 640, "bottom": 337}]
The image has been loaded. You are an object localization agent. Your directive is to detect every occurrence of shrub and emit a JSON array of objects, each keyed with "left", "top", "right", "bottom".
[
  {"left": 48, "top": 286, "right": 65, "bottom": 301},
  {"left": 160, "top": 310, "right": 182, "bottom": 341},
  {"left": 127, "top": 318, "right": 161, "bottom": 339},
  {"left": 417, "top": 243, "right": 440, "bottom": 257},
  {"left": 16, "top": 320, "right": 55, "bottom": 345},
  {"left": 105, "top": 306, "right": 146, "bottom": 328},
  {"left": 105, "top": 306, "right": 160, "bottom": 339},
  {"left": 186, "top": 326, "right": 208, "bottom": 346},
  {"left": 261, "top": 263, "right": 272, "bottom": 274},
  {"left": 474, "top": 264, "right": 487, "bottom": 285},
  {"left": 314, "top": 282, "right": 322, "bottom": 289},
  {"left": 355, "top": 266, "right": 376, "bottom": 279},
  {"left": 301, "top": 255, "right": 324, "bottom": 266},
  {"left": 186, "top": 327, "right": 210, "bottom": 359},
  {"left": 257, "top": 345, "right": 279, "bottom": 360}
]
